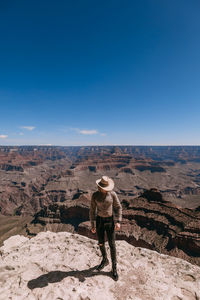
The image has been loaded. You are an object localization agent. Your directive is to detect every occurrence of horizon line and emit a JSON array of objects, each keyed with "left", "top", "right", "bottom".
[{"left": 1, "top": 144, "right": 200, "bottom": 147}]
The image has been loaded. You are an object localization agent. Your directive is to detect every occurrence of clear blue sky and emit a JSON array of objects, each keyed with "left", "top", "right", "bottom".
[{"left": 0, "top": 0, "right": 200, "bottom": 146}]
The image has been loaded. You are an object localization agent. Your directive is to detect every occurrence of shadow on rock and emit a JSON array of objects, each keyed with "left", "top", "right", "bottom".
[{"left": 27, "top": 265, "right": 112, "bottom": 289}]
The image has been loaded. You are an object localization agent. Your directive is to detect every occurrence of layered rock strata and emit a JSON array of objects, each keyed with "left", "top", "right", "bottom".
[{"left": 1, "top": 145, "right": 200, "bottom": 217}]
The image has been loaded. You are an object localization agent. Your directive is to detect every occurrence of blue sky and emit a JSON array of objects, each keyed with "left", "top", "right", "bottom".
[{"left": 0, "top": 0, "right": 200, "bottom": 146}]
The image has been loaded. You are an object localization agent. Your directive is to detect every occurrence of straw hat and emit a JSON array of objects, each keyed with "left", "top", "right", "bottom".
[{"left": 96, "top": 175, "right": 114, "bottom": 191}]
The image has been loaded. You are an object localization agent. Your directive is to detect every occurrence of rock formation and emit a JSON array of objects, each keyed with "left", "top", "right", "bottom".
[
  {"left": 1, "top": 145, "right": 200, "bottom": 272},
  {"left": 27, "top": 189, "right": 200, "bottom": 267},
  {"left": 0, "top": 231, "right": 199, "bottom": 300},
  {"left": 1, "top": 145, "right": 200, "bottom": 217}
]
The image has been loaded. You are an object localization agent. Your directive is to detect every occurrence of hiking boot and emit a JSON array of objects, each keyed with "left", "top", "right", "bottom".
[
  {"left": 111, "top": 264, "right": 118, "bottom": 281},
  {"left": 95, "top": 258, "right": 109, "bottom": 271}
]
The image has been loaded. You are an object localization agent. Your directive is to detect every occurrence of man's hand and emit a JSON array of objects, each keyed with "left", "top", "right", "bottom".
[
  {"left": 115, "top": 222, "right": 121, "bottom": 231},
  {"left": 91, "top": 227, "right": 96, "bottom": 233}
]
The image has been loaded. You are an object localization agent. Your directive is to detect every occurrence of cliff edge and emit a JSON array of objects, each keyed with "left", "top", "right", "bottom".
[{"left": 0, "top": 231, "right": 200, "bottom": 300}]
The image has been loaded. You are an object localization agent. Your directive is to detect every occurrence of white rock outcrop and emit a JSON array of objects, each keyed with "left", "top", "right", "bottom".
[{"left": 0, "top": 231, "right": 200, "bottom": 300}]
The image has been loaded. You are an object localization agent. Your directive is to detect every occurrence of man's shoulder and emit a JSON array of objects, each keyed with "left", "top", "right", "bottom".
[{"left": 110, "top": 190, "right": 118, "bottom": 198}]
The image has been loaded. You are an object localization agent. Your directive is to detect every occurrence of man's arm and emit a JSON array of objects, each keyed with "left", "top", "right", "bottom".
[
  {"left": 112, "top": 191, "right": 122, "bottom": 223},
  {"left": 90, "top": 193, "right": 97, "bottom": 228}
]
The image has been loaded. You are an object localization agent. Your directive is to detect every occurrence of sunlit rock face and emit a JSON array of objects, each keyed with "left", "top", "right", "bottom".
[{"left": 0, "top": 231, "right": 200, "bottom": 300}]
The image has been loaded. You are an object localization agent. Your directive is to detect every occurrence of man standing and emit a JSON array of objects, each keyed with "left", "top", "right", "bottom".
[{"left": 90, "top": 175, "right": 122, "bottom": 281}]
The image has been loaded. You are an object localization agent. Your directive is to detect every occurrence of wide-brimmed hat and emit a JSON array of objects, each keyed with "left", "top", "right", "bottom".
[{"left": 96, "top": 175, "right": 114, "bottom": 191}]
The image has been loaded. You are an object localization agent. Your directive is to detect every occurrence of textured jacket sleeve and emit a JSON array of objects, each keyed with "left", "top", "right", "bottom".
[
  {"left": 90, "top": 193, "right": 97, "bottom": 228},
  {"left": 112, "top": 191, "right": 122, "bottom": 223}
]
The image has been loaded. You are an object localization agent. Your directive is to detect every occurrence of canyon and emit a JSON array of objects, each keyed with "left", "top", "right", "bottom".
[{"left": 0, "top": 145, "right": 200, "bottom": 268}]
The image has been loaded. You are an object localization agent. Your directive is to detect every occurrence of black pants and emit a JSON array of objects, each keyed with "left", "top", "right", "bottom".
[{"left": 96, "top": 215, "right": 117, "bottom": 264}]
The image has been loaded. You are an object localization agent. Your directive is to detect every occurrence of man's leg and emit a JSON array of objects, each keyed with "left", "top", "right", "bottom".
[
  {"left": 105, "top": 219, "right": 118, "bottom": 280},
  {"left": 95, "top": 217, "right": 109, "bottom": 270}
]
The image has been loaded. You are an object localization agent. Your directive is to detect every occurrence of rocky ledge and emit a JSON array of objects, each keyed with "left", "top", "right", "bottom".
[{"left": 0, "top": 231, "right": 200, "bottom": 300}]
